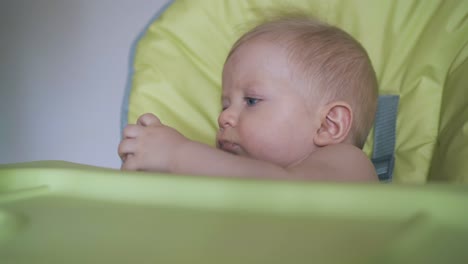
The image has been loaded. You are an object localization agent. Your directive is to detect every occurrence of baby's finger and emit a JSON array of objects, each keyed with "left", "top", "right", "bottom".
[
  {"left": 118, "top": 138, "right": 137, "bottom": 161},
  {"left": 122, "top": 125, "right": 141, "bottom": 139},
  {"left": 137, "top": 113, "right": 161, "bottom": 127}
]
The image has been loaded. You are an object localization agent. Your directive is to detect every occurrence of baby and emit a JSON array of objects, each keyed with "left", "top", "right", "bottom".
[{"left": 118, "top": 15, "right": 379, "bottom": 181}]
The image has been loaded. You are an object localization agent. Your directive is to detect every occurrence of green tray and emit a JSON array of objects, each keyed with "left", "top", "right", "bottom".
[{"left": 1, "top": 161, "right": 467, "bottom": 264}]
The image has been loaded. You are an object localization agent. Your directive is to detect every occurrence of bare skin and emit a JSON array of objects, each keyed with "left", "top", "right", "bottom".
[{"left": 119, "top": 39, "right": 378, "bottom": 182}]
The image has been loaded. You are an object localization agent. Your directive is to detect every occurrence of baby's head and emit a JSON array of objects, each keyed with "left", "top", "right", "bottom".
[{"left": 217, "top": 15, "right": 378, "bottom": 167}]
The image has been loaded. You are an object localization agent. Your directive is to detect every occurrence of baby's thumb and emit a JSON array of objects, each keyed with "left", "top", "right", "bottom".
[{"left": 137, "top": 113, "right": 161, "bottom": 127}]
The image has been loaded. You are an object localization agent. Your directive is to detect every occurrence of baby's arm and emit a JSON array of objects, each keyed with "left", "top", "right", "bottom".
[
  {"left": 170, "top": 141, "right": 377, "bottom": 181},
  {"left": 119, "top": 113, "right": 377, "bottom": 181},
  {"left": 119, "top": 114, "right": 289, "bottom": 178}
]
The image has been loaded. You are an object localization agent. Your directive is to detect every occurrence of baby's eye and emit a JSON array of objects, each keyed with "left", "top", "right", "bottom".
[
  {"left": 245, "top": 97, "right": 259, "bottom": 106},
  {"left": 221, "top": 100, "right": 229, "bottom": 111}
]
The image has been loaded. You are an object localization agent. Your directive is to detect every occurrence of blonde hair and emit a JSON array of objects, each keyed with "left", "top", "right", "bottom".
[{"left": 226, "top": 14, "right": 378, "bottom": 148}]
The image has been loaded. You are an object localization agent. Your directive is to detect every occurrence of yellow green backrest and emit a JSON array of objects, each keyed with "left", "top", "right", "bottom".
[
  {"left": 128, "top": 0, "right": 468, "bottom": 183},
  {"left": 429, "top": 46, "right": 468, "bottom": 182}
]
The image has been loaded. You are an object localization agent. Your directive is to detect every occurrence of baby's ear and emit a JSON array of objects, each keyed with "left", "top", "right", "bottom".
[{"left": 314, "top": 101, "right": 353, "bottom": 147}]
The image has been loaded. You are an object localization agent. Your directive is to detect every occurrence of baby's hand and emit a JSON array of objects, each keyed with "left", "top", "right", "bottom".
[{"left": 118, "top": 113, "right": 188, "bottom": 172}]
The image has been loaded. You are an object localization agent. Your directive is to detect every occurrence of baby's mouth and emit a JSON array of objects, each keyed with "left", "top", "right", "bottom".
[{"left": 218, "top": 140, "right": 241, "bottom": 155}]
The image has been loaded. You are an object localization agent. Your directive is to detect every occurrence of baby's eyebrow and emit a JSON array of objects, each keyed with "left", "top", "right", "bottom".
[
  {"left": 244, "top": 86, "right": 264, "bottom": 96},
  {"left": 244, "top": 80, "right": 266, "bottom": 92}
]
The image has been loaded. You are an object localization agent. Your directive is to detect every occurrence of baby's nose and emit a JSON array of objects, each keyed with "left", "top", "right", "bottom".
[{"left": 218, "top": 107, "right": 238, "bottom": 128}]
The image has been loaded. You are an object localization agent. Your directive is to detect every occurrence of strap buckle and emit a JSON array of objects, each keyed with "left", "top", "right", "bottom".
[{"left": 372, "top": 154, "right": 395, "bottom": 182}]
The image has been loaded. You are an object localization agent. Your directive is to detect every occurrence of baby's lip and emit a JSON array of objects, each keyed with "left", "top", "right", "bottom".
[{"left": 218, "top": 140, "right": 241, "bottom": 155}]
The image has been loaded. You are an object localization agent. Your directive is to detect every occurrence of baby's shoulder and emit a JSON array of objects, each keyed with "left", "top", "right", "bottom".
[{"left": 299, "top": 144, "right": 378, "bottom": 181}]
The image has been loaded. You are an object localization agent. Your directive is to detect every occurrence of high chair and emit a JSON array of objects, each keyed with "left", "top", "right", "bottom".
[{"left": 1, "top": 1, "right": 467, "bottom": 263}]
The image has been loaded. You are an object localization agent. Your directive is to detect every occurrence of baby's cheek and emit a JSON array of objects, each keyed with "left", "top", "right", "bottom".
[
  {"left": 241, "top": 130, "right": 271, "bottom": 156},
  {"left": 245, "top": 133, "right": 291, "bottom": 165}
]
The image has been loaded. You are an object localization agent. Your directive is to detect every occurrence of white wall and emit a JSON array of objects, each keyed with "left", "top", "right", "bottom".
[{"left": 0, "top": 0, "right": 171, "bottom": 168}]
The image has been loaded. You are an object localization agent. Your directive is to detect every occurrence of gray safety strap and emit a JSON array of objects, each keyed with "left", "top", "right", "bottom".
[{"left": 372, "top": 95, "right": 399, "bottom": 182}]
